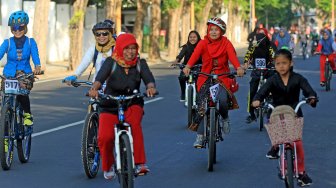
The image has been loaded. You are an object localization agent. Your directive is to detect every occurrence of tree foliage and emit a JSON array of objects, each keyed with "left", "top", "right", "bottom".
[{"left": 316, "top": 0, "right": 335, "bottom": 20}]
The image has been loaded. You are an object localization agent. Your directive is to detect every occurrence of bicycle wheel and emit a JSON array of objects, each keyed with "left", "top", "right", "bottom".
[
  {"left": 187, "top": 85, "right": 194, "bottom": 127},
  {"left": 81, "top": 112, "right": 100, "bottom": 178},
  {"left": 259, "top": 107, "right": 263, "bottom": 131},
  {"left": 17, "top": 106, "right": 32, "bottom": 163},
  {"left": 207, "top": 108, "right": 216, "bottom": 172},
  {"left": 0, "top": 103, "right": 14, "bottom": 170},
  {"left": 284, "top": 149, "right": 294, "bottom": 188},
  {"left": 118, "top": 133, "right": 134, "bottom": 188},
  {"left": 325, "top": 62, "right": 331, "bottom": 91}
]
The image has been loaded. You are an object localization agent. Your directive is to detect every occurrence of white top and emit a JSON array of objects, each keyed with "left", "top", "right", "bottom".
[{"left": 74, "top": 46, "right": 113, "bottom": 81}]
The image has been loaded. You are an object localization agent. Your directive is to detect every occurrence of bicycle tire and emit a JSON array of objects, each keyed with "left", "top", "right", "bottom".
[
  {"left": 119, "top": 133, "right": 134, "bottom": 188},
  {"left": 325, "top": 62, "right": 331, "bottom": 91},
  {"left": 285, "top": 149, "right": 294, "bottom": 188},
  {"left": 17, "top": 106, "right": 31, "bottom": 163},
  {"left": 207, "top": 108, "right": 216, "bottom": 172},
  {"left": 259, "top": 107, "right": 263, "bottom": 131},
  {"left": 187, "top": 85, "right": 193, "bottom": 127},
  {"left": 81, "top": 112, "right": 100, "bottom": 178},
  {"left": 0, "top": 103, "right": 14, "bottom": 170}
]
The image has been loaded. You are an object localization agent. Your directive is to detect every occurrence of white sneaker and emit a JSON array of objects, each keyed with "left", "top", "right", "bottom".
[
  {"left": 220, "top": 117, "right": 230, "bottom": 134},
  {"left": 193, "top": 134, "right": 204, "bottom": 148},
  {"left": 104, "top": 167, "right": 116, "bottom": 180}
]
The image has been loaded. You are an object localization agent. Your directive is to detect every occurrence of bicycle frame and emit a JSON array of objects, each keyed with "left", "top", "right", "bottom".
[{"left": 184, "top": 74, "right": 197, "bottom": 107}]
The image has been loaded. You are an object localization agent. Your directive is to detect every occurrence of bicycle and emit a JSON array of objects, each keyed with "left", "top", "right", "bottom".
[
  {"left": 172, "top": 63, "right": 201, "bottom": 127},
  {"left": 264, "top": 98, "right": 317, "bottom": 188},
  {"left": 62, "top": 79, "right": 102, "bottom": 178},
  {"left": 247, "top": 66, "right": 275, "bottom": 131},
  {"left": 316, "top": 53, "right": 333, "bottom": 91},
  {"left": 194, "top": 71, "right": 236, "bottom": 172},
  {"left": 0, "top": 72, "right": 41, "bottom": 170},
  {"left": 301, "top": 42, "right": 308, "bottom": 60}
]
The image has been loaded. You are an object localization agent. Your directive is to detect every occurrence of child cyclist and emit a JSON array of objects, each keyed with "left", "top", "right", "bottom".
[
  {"left": 252, "top": 49, "right": 317, "bottom": 187},
  {"left": 314, "top": 29, "right": 336, "bottom": 86}
]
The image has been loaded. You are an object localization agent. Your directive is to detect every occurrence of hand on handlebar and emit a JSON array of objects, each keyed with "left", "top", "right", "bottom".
[
  {"left": 146, "top": 87, "right": 157, "bottom": 98},
  {"left": 88, "top": 88, "right": 99, "bottom": 99},
  {"left": 252, "top": 100, "right": 260, "bottom": 108},
  {"left": 183, "top": 66, "right": 191, "bottom": 76},
  {"left": 307, "top": 97, "right": 318, "bottom": 108},
  {"left": 63, "top": 75, "right": 77, "bottom": 86},
  {"left": 34, "top": 66, "right": 42, "bottom": 75},
  {"left": 236, "top": 67, "right": 245, "bottom": 77}
]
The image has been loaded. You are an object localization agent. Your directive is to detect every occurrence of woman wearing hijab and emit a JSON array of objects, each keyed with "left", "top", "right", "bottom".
[
  {"left": 275, "top": 28, "right": 291, "bottom": 50},
  {"left": 183, "top": 17, "right": 244, "bottom": 147},
  {"left": 89, "top": 33, "right": 156, "bottom": 179}
]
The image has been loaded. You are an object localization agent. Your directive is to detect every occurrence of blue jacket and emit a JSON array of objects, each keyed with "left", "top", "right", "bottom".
[{"left": 0, "top": 36, "right": 40, "bottom": 77}]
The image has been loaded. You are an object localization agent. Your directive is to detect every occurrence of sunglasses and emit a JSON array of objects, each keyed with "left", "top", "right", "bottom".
[
  {"left": 11, "top": 25, "right": 25, "bottom": 32},
  {"left": 95, "top": 32, "right": 109, "bottom": 37}
]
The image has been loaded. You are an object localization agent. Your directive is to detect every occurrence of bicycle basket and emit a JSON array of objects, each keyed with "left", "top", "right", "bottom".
[{"left": 265, "top": 105, "right": 304, "bottom": 146}]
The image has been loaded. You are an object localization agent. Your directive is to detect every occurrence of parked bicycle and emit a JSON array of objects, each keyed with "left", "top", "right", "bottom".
[
  {"left": 247, "top": 67, "right": 275, "bottom": 131},
  {"left": 264, "top": 98, "right": 317, "bottom": 188},
  {"left": 194, "top": 71, "right": 236, "bottom": 172},
  {"left": 0, "top": 72, "right": 41, "bottom": 170},
  {"left": 172, "top": 63, "right": 201, "bottom": 127}
]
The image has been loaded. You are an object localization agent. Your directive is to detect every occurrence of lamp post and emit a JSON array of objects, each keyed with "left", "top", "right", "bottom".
[{"left": 332, "top": 0, "right": 335, "bottom": 30}]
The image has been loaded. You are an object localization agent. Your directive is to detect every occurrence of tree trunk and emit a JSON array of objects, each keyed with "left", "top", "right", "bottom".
[
  {"left": 106, "top": 0, "right": 121, "bottom": 34},
  {"left": 195, "top": 0, "right": 213, "bottom": 37},
  {"left": 181, "top": 1, "right": 190, "bottom": 45},
  {"left": 133, "top": 0, "right": 148, "bottom": 49},
  {"left": 226, "top": 0, "right": 234, "bottom": 41},
  {"left": 167, "top": 2, "right": 184, "bottom": 59},
  {"left": 148, "top": 0, "right": 161, "bottom": 61},
  {"left": 32, "top": 0, "right": 50, "bottom": 70},
  {"left": 69, "top": 0, "right": 88, "bottom": 71}
]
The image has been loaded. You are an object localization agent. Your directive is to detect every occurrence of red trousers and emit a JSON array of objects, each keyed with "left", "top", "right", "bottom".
[
  {"left": 292, "top": 140, "right": 305, "bottom": 173},
  {"left": 320, "top": 54, "right": 336, "bottom": 82},
  {"left": 98, "top": 105, "right": 146, "bottom": 171}
]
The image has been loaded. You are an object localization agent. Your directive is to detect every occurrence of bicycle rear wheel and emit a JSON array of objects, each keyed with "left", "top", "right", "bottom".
[
  {"left": 118, "top": 133, "right": 134, "bottom": 188},
  {"left": 81, "top": 112, "right": 100, "bottom": 178},
  {"left": 325, "top": 62, "right": 331, "bottom": 91},
  {"left": 259, "top": 107, "right": 263, "bottom": 131},
  {"left": 17, "top": 107, "right": 32, "bottom": 163},
  {"left": 207, "top": 108, "right": 216, "bottom": 172},
  {"left": 0, "top": 103, "right": 14, "bottom": 170},
  {"left": 285, "top": 149, "right": 294, "bottom": 188},
  {"left": 187, "top": 85, "right": 194, "bottom": 127}
]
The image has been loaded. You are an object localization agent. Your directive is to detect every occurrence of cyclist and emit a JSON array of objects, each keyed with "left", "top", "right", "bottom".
[
  {"left": 88, "top": 33, "right": 156, "bottom": 179},
  {"left": 182, "top": 17, "right": 244, "bottom": 147},
  {"left": 314, "top": 29, "right": 336, "bottom": 86},
  {"left": 0, "top": 10, "right": 42, "bottom": 126},
  {"left": 172, "top": 30, "right": 202, "bottom": 101},
  {"left": 274, "top": 28, "right": 291, "bottom": 50},
  {"left": 243, "top": 33, "right": 275, "bottom": 124},
  {"left": 252, "top": 49, "right": 317, "bottom": 187},
  {"left": 64, "top": 20, "right": 116, "bottom": 83}
]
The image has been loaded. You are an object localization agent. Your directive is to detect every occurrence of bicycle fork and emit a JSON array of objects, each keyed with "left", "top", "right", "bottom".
[
  {"left": 279, "top": 143, "right": 299, "bottom": 179},
  {"left": 184, "top": 82, "right": 197, "bottom": 107},
  {"left": 114, "top": 124, "right": 135, "bottom": 172}
]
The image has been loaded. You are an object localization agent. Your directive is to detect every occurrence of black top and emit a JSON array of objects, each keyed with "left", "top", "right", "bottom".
[
  {"left": 95, "top": 57, "right": 155, "bottom": 111},
  {"left": 253, "top": 71, "right": 317, "bottom": 117},
  {"left": 176, "top": 44, "right": 202, "bottom": 65}
]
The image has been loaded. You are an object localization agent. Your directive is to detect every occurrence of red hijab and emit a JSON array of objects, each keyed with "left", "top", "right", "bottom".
[
  {"left": 112, "top": 33, "right": 139, "bottom": 67},
  {"left": 205, "top": 24, "right": 228, "bottom": 58}
]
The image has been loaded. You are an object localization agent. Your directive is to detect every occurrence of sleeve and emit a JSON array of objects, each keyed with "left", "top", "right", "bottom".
[
  {"left": 253, "top": 77, "right": 273, "bottom": 101},
  {"left": 139, "top": 59, "right": 155, "bottom": 87},
  {"left": 30, "top": 38, "right": 41, "bottom": 66},
  {"left": 74, "top": 46, "right": 95, "bottom": 77},
  {"left": 333, "top": 42, "right": 336, "bottom": 52},
  {"left": 226, "top": 41, "right": 241, "bottom": 69},
  {"left": 95, "top": 57, "right": 113, "bottom": 84},
  {"left": 0, "top": 39, "right": 9, "bottom": 60},
  {"left": 186, "top": 40, "right": 203, "bottom": 67},
  {"left": 176, "top": 45, "right": 187, "bottom": 62},
  {"left": 299, "top": 75, "right": 317, "bottom": 98},
  {"left": 268, "top": 46, "right": 275, "bottom": 65},
  {"left": 274, "top": 40, "right": 279, "bottom": 47},
  {"left": 244, "top": 46, "right": 254, "bottom": 64},
  {"left": 316, "top": 43, "right": 322, "bottom": 53}
]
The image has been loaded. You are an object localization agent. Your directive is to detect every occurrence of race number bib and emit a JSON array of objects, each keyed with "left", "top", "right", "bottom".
[
  {"left": 255, "top": 58, "right": 266, "bottom": 69},
  {"left": 209, "top": 84, "right": 220, "bottom": 101},
  {"left": 4, "top": 80, "right": 19, "bottom": 94}
]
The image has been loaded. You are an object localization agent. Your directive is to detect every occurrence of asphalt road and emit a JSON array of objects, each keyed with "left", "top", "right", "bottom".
[{"left": 0, "top": 52, "right": 335, "bottom": 188}]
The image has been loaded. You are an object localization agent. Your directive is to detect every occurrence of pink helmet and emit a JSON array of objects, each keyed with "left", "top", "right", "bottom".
[{"left": 207, "top": 17, "right": 226, "bottom": 34}]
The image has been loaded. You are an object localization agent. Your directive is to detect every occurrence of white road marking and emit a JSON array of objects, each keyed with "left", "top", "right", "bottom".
[{"left": 32, "top": 97, "right": 164, "bottom": 137}]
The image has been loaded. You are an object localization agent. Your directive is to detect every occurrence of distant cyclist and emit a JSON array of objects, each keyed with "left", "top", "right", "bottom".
[
  {"left": 0, "top": 10, "right": 42, "bottom": 126},
  {"left": 274, "top": 28, "right": 291, "bottom": 50},
  {"left": 64, "top": 20, "right": 116, "bottom": 84},
  {"left": 243, "top": 33, "right": 275, "bottom": 124},
  {"left": 314, "top": 29, "right": 336, "bottom": 86}
]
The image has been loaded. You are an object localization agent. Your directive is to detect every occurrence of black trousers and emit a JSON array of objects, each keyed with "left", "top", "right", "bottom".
[{"left": 17, "top": 95, "right": 31, "bottom": 114}]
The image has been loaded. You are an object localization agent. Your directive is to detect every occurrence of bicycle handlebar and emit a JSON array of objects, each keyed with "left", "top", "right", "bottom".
[
  {"left": 246, "top": 67, "right": 276, "bottom": 71},
  {"left": 265, "top": 97, "right": 318, "bottom": 113},
  {"left": 62, "top": 80, "right": 93, "bottom": 87},
  {"left": 171, "top": 63, "right": 202, "bottom": 70}
]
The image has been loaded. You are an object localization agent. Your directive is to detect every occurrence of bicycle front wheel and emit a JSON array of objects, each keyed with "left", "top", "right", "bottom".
[
  {"left": 259, "top": 107, "right": 264, "bottom": 132},
  {"left": 119, "top": 133, "right": 134, "bottom": 188},
  {"left": 17, "top": 107, "right": 32, "bottom": 163},
  {"left": 285, "top": 149, "right": 294, "bottom": 188},
  {"left": 325, "top": 62, "right": 331, "bottom": 91},
  {"left": 81, "top": 112, "right": 100, "bottom": 178},
  {"left": 207, "top": 108, "right": 216, "bottom": 172},
  {"left": 0, "top": 103, "right": 14, "bottom": 170}
]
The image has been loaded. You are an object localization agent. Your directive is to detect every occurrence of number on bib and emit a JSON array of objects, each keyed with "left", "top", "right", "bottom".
[
  {"left": 255, "top": 58, "right": 266, "bottom": 69},
  {"left": 209, "top": 84, "right": 219, "bottom": 101},
  {"left": 4, "top": 80, "right": 19, "bottom": 94}
]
